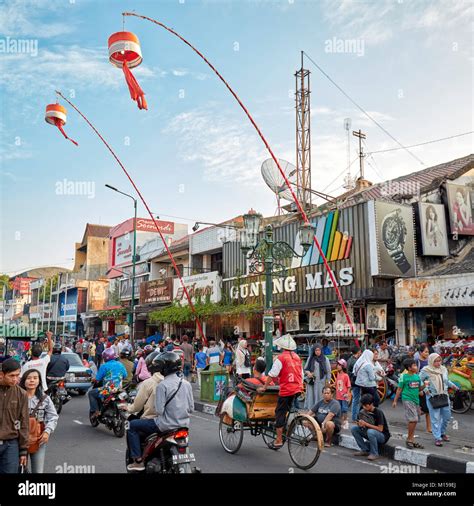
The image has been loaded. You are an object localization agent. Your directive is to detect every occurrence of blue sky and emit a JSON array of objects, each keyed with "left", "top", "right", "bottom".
[{"left": 0, "top": 0, "right": 472, "bottom": 274}]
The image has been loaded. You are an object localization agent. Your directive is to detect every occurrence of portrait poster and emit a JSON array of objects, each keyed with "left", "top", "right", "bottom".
[
  {"left": 285, "top": 311, "right": 300, "bottom": 332},
  {"left": 418, "top": 203, "right": 449, "bottom": 256},
  {"left": 366, "top": 304, "right": 387, "bottom": 331},
  {"left": 446, "top": 183, "right": 474, "bottom": 236},
  {"left": 334, "top": 306, "right": 354, "bottom": 331},
  {"left": 309, "top": 308, "right": 326, "bottom": 332}
]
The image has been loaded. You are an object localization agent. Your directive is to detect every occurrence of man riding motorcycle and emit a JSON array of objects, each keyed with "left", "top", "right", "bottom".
[
  {"left": 88, "top": 348, "right": 127, "bottom": 420},
  {"left": 126, "top": 351, "right": 194, "bottom": 471},
  {"left": 46, "top": 343, "right": 70, "bottom": 385},
  {"left": 126, "top": 350, "right": 164, "bottom": 419},
  {"left": 119, "top": 345, "right": 134, "bottom": 388}
]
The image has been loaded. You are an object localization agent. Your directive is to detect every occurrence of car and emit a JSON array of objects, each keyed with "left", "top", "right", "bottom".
[{"left": 61, "top": 352, "right": 92, "bottom": 395}]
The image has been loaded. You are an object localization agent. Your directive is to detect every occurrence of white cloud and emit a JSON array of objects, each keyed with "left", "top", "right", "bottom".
[
  {"left": 0, "top": 0, "right": 75, "bottom": 38},
  {"left": 171, "top": 68, "right": 209, "bottom": 80}
]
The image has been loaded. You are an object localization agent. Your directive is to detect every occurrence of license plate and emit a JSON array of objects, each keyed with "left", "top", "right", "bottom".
[{"left": 172, "top": 453, "right": 195, "bottom": 464}]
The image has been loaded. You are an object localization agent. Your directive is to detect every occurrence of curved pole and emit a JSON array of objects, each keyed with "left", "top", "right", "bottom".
[
  {"left": 123, "top": 12, "right": 356, "bottom": 333},
  {"left": 55, "top": 91, "right": 207, "bottom": 344}
]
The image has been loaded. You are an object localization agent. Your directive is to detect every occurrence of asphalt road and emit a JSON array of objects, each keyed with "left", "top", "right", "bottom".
[{"left": 44, "top": 394, "right": 437, "bottom": 474}]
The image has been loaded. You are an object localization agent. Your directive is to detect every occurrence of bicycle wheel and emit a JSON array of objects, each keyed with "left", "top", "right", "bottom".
[
  {"left": 287, "top": 415, "right": 322, "bottom": 470},
  {"left": 377, "top": 379, "right": 387, "bottom": 404},
  {"left": 219, "top": 415, "right": 244, "bottom": 454},
  {"left": 450, "top": 390, "right": 472, "bottom": 414}
]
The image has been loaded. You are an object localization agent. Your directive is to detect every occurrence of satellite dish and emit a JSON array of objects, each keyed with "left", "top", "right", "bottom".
[{"left": 261, "top": 158, "right": 297, "bottom": 202}]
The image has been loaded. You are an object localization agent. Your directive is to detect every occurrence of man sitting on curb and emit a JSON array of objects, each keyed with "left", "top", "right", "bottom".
[
  {"left": 351, "top": 393, "right": 391, "bottom": 461},
  {"left": 305, "top": 386, "right": 341, "bottom": 447}
]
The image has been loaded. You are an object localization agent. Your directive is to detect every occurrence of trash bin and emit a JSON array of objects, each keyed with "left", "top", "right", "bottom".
[{"left": 200, "top": 367, "right": 229, "bottom": 403}]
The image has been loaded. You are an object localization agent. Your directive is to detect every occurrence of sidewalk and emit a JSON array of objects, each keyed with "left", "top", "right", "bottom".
[{"left": 191, "top": 383, "right": 474, "bottom": 473}]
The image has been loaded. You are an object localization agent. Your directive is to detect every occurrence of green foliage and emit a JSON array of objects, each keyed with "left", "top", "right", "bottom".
[
  {"left": 0, "top": 274, "right": 9, "bottom": 299},
  {"left": 149, "top": 301, "right": 263, "bottom": 324},
  {"left": 99, "top": 308, "right": 128, "bottom": 319}
]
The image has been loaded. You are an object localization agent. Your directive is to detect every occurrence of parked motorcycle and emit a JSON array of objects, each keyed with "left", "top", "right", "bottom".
[
  {"left": 124, "top": 413, "right": 198, "bottom": 474},
  {"left": 89, "top": 389, "right": 128, "bottom": 437},
  {"left": 47, "top": 377, "right": 70, "bottom": 415}
]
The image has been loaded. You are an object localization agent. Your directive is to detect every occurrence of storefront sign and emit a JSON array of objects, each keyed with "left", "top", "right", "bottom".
[
  {"left": 140, "top": 279, "right": 172, "bottom": 304},
  {"left": 58, "top": 288, "right": 78, "bottom": 322},
  {"left": 13, "top": 277, "right": 34, "bottom": 295},
  {"left": 120, "top": 276, "right": 148, "bottom": 300},
  {"left": 173, "top": 271, "right": 222, "bottom": 305},
  {"left": 395, "top": 274, "right": 474, "bottom": 308}
]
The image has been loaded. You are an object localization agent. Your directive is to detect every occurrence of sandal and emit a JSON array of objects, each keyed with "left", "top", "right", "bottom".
[
  {"left": 435, "top": 440, "right": 443, "bottom": 447},
  {"left": 405, "top": 441, "right": 414, "bottom": 449},
  {"left": 441, "top": 435, "right": 450, "bottom": 442},
  {"left": 268, "top": 442, "right": 284, "bottom": 450},
  {"left": 412, "top": 442, "right": 425, "bottom": 449}
]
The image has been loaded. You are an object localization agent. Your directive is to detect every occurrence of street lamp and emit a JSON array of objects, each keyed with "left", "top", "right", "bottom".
[
  {"left": 239, "top": 211, "right": 315, "bottom": 372},
  {"left": 105, "top": 184, "right": 138, "bottom": 346}
]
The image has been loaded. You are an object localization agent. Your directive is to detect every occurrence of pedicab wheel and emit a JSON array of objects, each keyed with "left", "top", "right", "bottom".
[
  {"left": 377, "top": 379, "right": 387, "bottom": 404},
  {"left": 450, "top": 389, "right": 472, "bottom": 414},
  {"left": 261, "top": 421, "right": 285, "bottom": 449},
  {"left": 287, "top": 415, "right": 322, "bottom": 470},
  {"left": 219, "top": 415, "right": 244, "bottom": 454}
]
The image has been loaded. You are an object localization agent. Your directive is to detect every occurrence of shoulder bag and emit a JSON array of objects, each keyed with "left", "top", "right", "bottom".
[
  {"left": 429, "top": 376, "right": 449, "bottom": 409},
  {"left": 28, "top": 394, "right": 47, "bottom": 454}
]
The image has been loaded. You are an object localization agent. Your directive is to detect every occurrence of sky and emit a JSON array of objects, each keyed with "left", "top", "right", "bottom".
[{"left": 0, "top": 0, "right": 472, "bottom": 275}]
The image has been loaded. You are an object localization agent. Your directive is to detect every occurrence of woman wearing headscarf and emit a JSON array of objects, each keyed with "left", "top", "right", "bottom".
[
  {"left": 235, "top": 339, "right": 252, "bottom": 380},
  {"left": 354, "top": 349, "right": 380, "bottom": 407},
  {"left": 419, "top": 353, "right": 459, "bottom": 447},
  {"left": 304, "top": 344, "right": 331, "bottom": 409}
]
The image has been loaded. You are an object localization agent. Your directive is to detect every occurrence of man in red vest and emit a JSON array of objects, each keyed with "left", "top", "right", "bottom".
[{"left": 257, "top": 334, "right": 303, "bottom": 449}]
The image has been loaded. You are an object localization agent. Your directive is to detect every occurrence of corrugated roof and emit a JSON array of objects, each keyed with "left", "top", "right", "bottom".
[
  {"left": 423, "top": 244, "right": 474, "bottom": 276},
  {"left": 334, "top": 154, "right": 474, "bottom": 209}
]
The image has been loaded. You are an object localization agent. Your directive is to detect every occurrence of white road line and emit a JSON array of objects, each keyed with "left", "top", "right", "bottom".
[
  {"left": 73, "top": 420, "right": 84, "bottom": 425},
  {"left": 191, "top": 413, "right": 219, "bottom": 424}
]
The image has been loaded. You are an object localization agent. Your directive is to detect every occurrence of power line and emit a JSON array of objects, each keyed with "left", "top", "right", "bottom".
[
  {"left": 366, "top": 131, "right": 474, "bottom": 155},
  {"left": 322, "top": 156, "right": 359, "bottom": 193},
  {"left": 302, "top": 51, "right": 426, "bottom": 166}
]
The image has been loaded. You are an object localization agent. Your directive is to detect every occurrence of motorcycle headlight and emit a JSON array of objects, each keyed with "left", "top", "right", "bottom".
[{"left": 118, "top": 391, "right": 128, "bottom": 401}]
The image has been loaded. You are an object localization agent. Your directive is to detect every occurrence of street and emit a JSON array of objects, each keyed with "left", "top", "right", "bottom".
[{"left": 44, "top": 394, "right": 436, "bottom": 475}]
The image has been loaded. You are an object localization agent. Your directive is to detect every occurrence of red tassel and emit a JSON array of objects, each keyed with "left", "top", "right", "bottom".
[
  {"left": 53, "top": 118, "right": 78, "bottom": 146},
  {"left": 122, "top": 61, "right": 148, "bottom": 110}
]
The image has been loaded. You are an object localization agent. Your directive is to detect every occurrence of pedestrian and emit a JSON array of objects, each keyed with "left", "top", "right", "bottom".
[
  {"left": 321, "top": 338, "right": 332, "bottom": 356},
  {"left": 392, "top": 358, "right": 424, "bottom": 449},
  {"left": 351, "top": 393, "right": 391, "bottom": 461},
  {"left": 88, "top": 340, "right": 96, "bottom": 363},
  {"left": 235, "top": 339, "right": 251, "bottom": 380},
  {"left": 194, "top": 344, "right": 208, "bottom": 389},
  {"left": 416, "top": 345, "right": 432, "bottom": 433},
  {"left": 222, "top": 342, "right": 234, "bottom": 375},
  {"left": 303, "top": 344, "right": 331, "bottom": 409},
  {"left": 95, "top": 337, "right": 105, "bottom": 367},
  {"left": 419, "top": 353, "right": 460, "bottom": 447},
  {"left": 207, "top": 339, "right": 224, "bottom": 371},
  {"left": 354, "top": 349, "right": 380, "bottom": 407},
  {"left": 306, "top": 386, "right": 341, "bottom": 447},
  {"left": 19, "top": 369, "right": 58, "bottom": 473},
  {"left": 377, "top": 341, "right": 390, "bottom": 371},
  {"left": 0, "top": 358, "right": 29, "bottom": 473},
  {"left": 335, "top": 358, "right": 351, "bottom": 429},
  {"left": 75, "top": 339, "right": 83, "bottom": 359},
  {"left": 135, "top": 345, "right": 153, "bottom": 383},
  {"left": 257, "top": 334, "right": 303, "bottom": 450},
  {"left": 179, "top": 336, "right": 194, "bottom": 380},
  {"left": 21, "top": 331, "right": 53, "bottom": 393},
  {"left": 347, "top": 346, "right": 362, "bottom": 422}
]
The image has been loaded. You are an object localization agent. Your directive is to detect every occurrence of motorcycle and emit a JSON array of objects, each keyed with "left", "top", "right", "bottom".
[
  {"left": 124, "top": 412, "right": 199, "bottom": 474},
  {"left": 47, "top": 377, "right": 70, "bottom": 415},
  {"left": 89, "top": 388, "right": 128, "bottom": 438}
]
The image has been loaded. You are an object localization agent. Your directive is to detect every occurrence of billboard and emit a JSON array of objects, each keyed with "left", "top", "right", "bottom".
[
  {"left": 418, "top": 203, "right": 449, "bottom": 256},
  {"left": 366, "top": 304, "right": 387, "bottom": 331},
  {"left": 173, "top": 271, "right": 222, "bottom": 305},
  {"left": 446, "top": 183, "right": 474, "bottom": 236},
  {"left": 368, "top": 201, "right": 416, "bottom": 277},
  {"left": 140, "top": 279, "right": 172, "bottom": 304},
  {"left": 58, "top": 288, "right": 78, "bottom": 322}
]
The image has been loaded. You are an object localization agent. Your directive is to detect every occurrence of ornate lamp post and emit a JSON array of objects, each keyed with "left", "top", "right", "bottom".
[{"left": 239, "top": 210, "right": 315, "bottom": 372}]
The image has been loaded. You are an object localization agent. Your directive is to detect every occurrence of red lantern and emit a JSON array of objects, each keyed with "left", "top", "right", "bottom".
[
  {"left": 45, "top": 104, "right": 78, "bottom": 146},
  {"left": 108, "top": 31, "right": 147, "bottom": 110}
]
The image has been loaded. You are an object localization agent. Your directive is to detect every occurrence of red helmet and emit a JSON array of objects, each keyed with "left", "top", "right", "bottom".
[{"left": 102, "top": 348, "right": 117, "bottom": 362}]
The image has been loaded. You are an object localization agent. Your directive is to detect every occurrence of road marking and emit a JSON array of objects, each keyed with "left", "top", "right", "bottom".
[
  {"left": 191, "top": 413, "right": 219, "bottom": 425},
  {"left": 73, "top": 420, "right": 84, "bottom": 425}
]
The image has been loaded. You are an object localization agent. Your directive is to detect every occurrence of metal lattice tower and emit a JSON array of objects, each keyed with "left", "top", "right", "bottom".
[{"left": 295, "top": 51, "right": 312, "bottom": 213}]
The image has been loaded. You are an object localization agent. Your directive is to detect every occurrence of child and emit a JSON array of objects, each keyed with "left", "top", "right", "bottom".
[
  {"left": 335, "top": 358, "right": 351, "bottom": 429},
  {"left": 392, "top": 358, "right": 424, "bottom": 449}
]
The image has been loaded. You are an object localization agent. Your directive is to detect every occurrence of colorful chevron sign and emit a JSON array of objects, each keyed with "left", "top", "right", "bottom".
[{"left": 291, "top": 210, "right": 353, "bottom": 268}]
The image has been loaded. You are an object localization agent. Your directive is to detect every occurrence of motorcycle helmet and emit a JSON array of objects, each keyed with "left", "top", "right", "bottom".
[
  {"left": 143, "top": 344, "right": 154, "bottom": 356},
  {"left": 102, "top": 347, "right": 117, "bottom": 362},
  {"left": 52, "top": 343, "right": 62, "bottom": 354},
  {"left": 145, "top": 350, "right": 162, "bottom": 374},
  {"left": 151, "top": 351, "right": 181, "bottom": 377},
  {"left": 120, "top": 345, "right": 132, "bottom": 358},
  {"left": 135, "top": 347, "right": 144, "bottom": 359}
]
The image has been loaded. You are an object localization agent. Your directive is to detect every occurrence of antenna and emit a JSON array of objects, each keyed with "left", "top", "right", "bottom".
[{"left": 343, "top": 118, "right": 355, "bottom": 190}]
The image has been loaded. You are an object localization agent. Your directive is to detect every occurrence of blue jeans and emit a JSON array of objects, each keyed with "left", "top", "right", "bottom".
[
  {"left": 88, "top": 388, "right": 102, "bottom": 413},
  {"left": 127, "top": 419, "right": 159, "bottom": 459},
  {"left": 426, "top": 397, "right": 451, "bottom": 441},
  {"left": 0, "top": 439, "right": 19, "bottom": 474},
  {"left": 351, "top": 426, "right": 386, "bottom": 456},
  {"left": 29, "top": 444, "right": 46, "bottom": 473},
  {"left": 183, "top": 362, "right": 192, "bottom": 379},
  {"left": 351, "top": 386, "right": 361, "bottom": 422}
]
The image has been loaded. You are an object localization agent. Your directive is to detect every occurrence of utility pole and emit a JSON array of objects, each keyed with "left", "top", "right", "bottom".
[{"left": 352, "top": 129, "right": 366, "bottom": 180}]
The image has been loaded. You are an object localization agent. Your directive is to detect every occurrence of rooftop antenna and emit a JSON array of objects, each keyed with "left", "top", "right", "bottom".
[{"left": 343, "top": 118, "right": 355, "bottom": 190}]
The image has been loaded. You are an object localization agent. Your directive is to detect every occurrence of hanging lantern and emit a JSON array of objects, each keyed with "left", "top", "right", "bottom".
[
  {"left": 108, "top": 31, "right": 147, "bottom": 110},
  {"left": 45, "top": 104, "right": 78, "bottom": 146}
]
